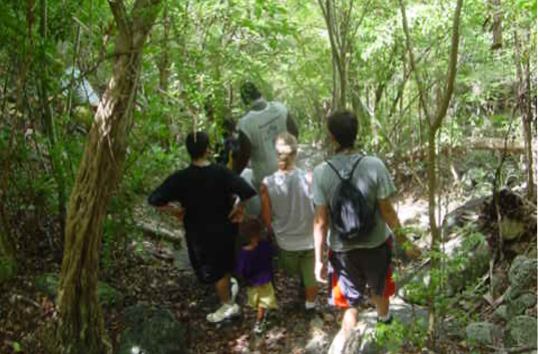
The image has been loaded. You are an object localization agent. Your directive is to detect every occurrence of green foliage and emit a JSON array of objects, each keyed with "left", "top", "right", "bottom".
[{"left": 372, "top": 317, "right": 428, "bottom": 352}]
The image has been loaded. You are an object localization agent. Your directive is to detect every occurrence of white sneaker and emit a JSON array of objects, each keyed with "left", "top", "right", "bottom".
[
  {"left": 206, "top": 303, "right": 241, "bottom": 323},
  {"left": 230, "top": 277, "right": 239, "bottom": 302}
]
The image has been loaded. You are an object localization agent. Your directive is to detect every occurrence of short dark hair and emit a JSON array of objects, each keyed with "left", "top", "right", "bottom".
[
  {"left": 186, "top": 131, "right": 210, "bottom": 159},
  {"left": 327, "top": 110, "right": 358, "bottom": 150},
  {"left": 239, "top": 217, "right": 263, "bottom": 240},
  {"left": 240, "top": 82, "right": 262, "bottom": 105}
]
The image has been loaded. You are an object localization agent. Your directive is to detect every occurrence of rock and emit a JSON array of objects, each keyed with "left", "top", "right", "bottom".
[
  {"left": 491, "top": 270, "right": 509, "bottom": 296},
  {"left": 323, "top": 313, "right": 336, "bottom": 323},
  {"left": 443, "top": 233, "right": 491, "bottom": 295},
  {"left": 304, "top": 332, "right": 330, "bottom": 354},
  {"left": 508, "top": 256, "right": 537, "bottom": 293},
  {"left": 500, "top": 218, "right": 525, "bottom": 241},
  {"left": 508, "top": 297, "right": 528, "bottom": 318},
  {"left": 465, "top": 322, "right": 499, "bottom": 346},
  {"left": 504, "top": 316, "right": 537, "bottom": 348},
  {"left": 35, "top": 273, "right": 122, "bottom": 307},
  {"left": 527, "top": 247, "right": 537, "bottom": 260},
  {"left": 518, "top": 293, "right": 537, "bottom": 309},
  {"left": 493, "top": 305, "right": 508, "bottom": 322},
  {"left": 118, "top": 305, "right": 187, "bottom": 354},
  {"left": 333, "top": 298, "right": 428, "bottom": 353}
]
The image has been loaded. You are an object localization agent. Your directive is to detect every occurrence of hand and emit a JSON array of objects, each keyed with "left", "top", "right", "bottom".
[
  {"left": 314, "top": 261, "right": 327, "bottom": 284},
  {"left": 228, "top": 203, "right": 246, "bottom": 223}
]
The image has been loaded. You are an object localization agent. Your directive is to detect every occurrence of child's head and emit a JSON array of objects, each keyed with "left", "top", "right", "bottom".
[
  {"left": 275, "top": 132, "right": 298, "bottom": 171},
  {"left": 239, "top": 217, "right": 263, "bottom": 242}
]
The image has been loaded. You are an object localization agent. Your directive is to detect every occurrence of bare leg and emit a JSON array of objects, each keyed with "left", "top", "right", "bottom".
[
  {"left": 371, "top": 293, "right": 389, "bottom": 318},
  {"left": 257, "top": 306, "right": 265, "bottom": 322},
  {"left": 341, "top": 307, "right": 358, "bottom": 339},
  {"left": 215, "top": 273, "right": 231, "bottom": 304},
  {"left": 305, "top": 285, "right": 318, "bottom": 303}
]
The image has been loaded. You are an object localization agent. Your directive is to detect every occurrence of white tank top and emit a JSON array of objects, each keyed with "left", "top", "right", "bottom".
[{"left": 264, "top": 168, "right": 315, "bottom": 251}]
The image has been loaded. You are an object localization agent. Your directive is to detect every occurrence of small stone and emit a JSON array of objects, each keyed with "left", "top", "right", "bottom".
[
  {"left": 466, "top": 322, "right": 498, "bottom": 346},
  {"left": 492, "top": 305, "right": 508, "bottom": 322},
  {"left": 508, "top": 256, "right": 537, "bottom": 291},
  {"left": 504, "top": 316, "right": 538, "bottom": 348},
  {"left": 323, "top": 313, "right": 335, "bottom": 322},
  {"left": 500, "top": 218, "right": 525, "bottom": 241}
]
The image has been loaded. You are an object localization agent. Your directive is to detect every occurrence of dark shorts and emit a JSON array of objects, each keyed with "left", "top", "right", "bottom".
[
  {"left": 185, "top": 227, "right": 236, "bottom": 284},
  {"left": 328, "top": 238, "right": 395, "bottom": 308}
]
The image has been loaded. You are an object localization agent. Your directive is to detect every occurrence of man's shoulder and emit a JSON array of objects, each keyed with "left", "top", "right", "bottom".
[{"left": 361, "top": 155, "right": 387, "bottom": 171}]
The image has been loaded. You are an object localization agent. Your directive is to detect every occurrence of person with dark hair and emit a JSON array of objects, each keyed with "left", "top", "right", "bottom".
[
  {"left": 236, "top": 217, "right": 278, "bottom": 334},
  {"left": 148, "top": 131, "right": 257, "bottom": 324},
  {"left": 311, "top": 111, "right": 420, "bottom": 353},
  {"left": 232, "top": 81, "right": 299, "bottom": 191}
]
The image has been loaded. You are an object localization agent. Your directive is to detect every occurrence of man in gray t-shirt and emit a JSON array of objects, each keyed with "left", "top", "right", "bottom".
[
  {"left": 232, "top": 82, "right": 298, "bottom": 189},
  {"left": 312, "top": 111, "right": 420, "bottom": 352}
]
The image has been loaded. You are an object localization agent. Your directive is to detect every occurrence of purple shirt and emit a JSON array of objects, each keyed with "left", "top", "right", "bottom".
[{"left": 235, "top": 240, "right": 274, "bottom": 286}]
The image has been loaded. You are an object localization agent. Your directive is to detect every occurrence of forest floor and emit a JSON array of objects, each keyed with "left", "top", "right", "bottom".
[
  {"left": 1, "top": 146, "right": 534, "bottom": 353},
  {"left": 0, "top": 192, "right": 436, "bottom": 354}
]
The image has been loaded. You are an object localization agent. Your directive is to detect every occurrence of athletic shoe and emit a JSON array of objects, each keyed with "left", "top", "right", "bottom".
[
  {"left": 230, "top": 277, "right": 239, "bottom": 303},
  {"left": 253, "top": 320, "right": 266, "bottom": 335},
  {"left": 206, "top": 303, "right": 241, "bottom": 323},
  {"left": 377, "top": 314, "right": 393, "bottom": 325}
]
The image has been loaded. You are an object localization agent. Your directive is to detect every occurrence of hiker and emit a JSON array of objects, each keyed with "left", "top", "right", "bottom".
[
  {"left": 236, "top": 217, "right": 278, "bottom": 334},
  {"left": 148, "top": 131, "right": 256, "bottom": 323},
  {"left": 260, "top": 132, "right": 318, "bottom": 312},
  {"left": 232, "top": 82, "right": 299, "bottom": 190},
  {"left": 216, "top": 118, "right": 240, "bottom": 169},
  {"left": 311, "top": 111, "right": 420, "bottom": 352}
]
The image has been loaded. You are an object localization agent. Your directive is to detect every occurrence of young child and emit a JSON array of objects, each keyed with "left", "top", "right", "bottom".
[{"left": 236, "top": 218, "right": 278, "bottom": 334}]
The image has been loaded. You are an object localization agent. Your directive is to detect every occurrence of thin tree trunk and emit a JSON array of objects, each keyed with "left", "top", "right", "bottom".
[
  {"left": 158, "top": 1, "right": 170, "bottom": 92},
  {"left": 490, "top": 0, "right": 502, "bottom": 50},
  {"left": 513, "top": 29, "right": 535, "bottom": 199},
  {"left": 39, "top": 0, "right": 67, "bottom": 235},
  {"left": 400, "top": 0, "right": 463, "bottom": 346},
  {"left": 55, "top": 1, "right": 162, "bottom": 353}
]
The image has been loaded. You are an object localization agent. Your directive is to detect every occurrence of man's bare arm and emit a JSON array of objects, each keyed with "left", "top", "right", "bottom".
[
  {"left": 314, "top": 205, "right": 329, "bottom": 283},
  {"left": 378, "top": 197, "right": 421, "bottom": 258}
]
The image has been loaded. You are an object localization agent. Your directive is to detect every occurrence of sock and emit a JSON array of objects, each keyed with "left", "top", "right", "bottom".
[
  {"left": 378, "top": 311, "right": 392, "bottom": 323},
  {"left": 305, "top": 301, "right": 316, "bottom": 310}
]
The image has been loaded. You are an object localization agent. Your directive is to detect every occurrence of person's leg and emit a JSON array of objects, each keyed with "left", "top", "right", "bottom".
[
  {"left": 257, "top": 305, "right": 265, "bottom": 323},
  {"left": 301, "top": 250, "right": 318, "bottom": 307},
  {"left": 371, "top": 293, "right": 389, "bottom": 318},
  {"left": 215, "top": 273, "right": 231, "bottom": 304},
  {"left": 341, "top": 307, "right": 359, "bottom": 339}
]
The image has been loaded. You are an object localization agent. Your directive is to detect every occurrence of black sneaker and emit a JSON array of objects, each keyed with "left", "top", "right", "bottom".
[{"left": 377, "top": 314, "right": 393, "bottom": 325}]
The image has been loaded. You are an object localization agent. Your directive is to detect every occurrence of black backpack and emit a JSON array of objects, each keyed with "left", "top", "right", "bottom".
[{"left": 326, "top": 156, "right": 376, "bottom": 241}]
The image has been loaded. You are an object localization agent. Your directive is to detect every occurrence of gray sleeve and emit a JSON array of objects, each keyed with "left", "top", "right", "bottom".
[
  {"left": 312, "top": 164, "right": 327, "bottom": 206},
  {"left": 372, "top": 157, "right": 396, "bottom": 200},
  {"left": 237, "top": 118, "right": 252, "bottom": 142}
]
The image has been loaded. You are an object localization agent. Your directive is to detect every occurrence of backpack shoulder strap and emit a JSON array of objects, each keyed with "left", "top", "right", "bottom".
[
  {"left": 346, "top": 155, "right": 364, "bottom": 181},
  {"left": 325, "top": 160, "right": 343, "bottom": 181}
]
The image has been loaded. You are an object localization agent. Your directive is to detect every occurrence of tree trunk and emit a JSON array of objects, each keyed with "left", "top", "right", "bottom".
[
  {"left": 55, "top": 1, "right": 162, "bottom": 353},
  {"left": 39, "top": 0, "right": 67, "bottom": 235},
  {"left": 400, "top": 0, "right": 463, "bottom": 345},
  {"left": 490, "top": 0, "right": 503, "bottom": 50},
  {"left": 158, "top": 1, "right": 170, "bottom": 92},
  {"left": 514, "top": 29, "right": 535, "bottom": 199}
]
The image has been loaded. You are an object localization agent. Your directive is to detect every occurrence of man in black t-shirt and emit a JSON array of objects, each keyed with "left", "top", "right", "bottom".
[{"left": 148, "top": 131, "right": 257, "bottom": 323}]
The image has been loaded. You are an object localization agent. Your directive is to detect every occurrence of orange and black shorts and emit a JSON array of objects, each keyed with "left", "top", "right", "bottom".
[{"left": 327, "top": 238, "right": 395, "bottom": 308}]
